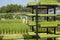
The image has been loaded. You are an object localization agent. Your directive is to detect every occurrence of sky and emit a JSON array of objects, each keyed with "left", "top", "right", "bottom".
[{"left": 0, "top": 0, "right": 34, "bottom": 6}]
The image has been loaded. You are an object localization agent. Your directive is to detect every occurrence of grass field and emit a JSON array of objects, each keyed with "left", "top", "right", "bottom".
[
  {"left": 0, "top": 19, "right": 30, "bottom": 34},
  {"left": 0, "top": 19, "right": 31, "bottom": 39}
]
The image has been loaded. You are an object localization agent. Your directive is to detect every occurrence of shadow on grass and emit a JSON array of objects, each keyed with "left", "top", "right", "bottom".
[
  {"left": 23, "top": 33, "right": 53, "bottom": 40},
  {"left": 23, "top": 34, "right": 40, "bottom": 40},
  {"left": 0, "top": 31, "right": 3, "bottom": 40},
  {"left": 0, "top": 36, "right": 3, "bottom": 40}
]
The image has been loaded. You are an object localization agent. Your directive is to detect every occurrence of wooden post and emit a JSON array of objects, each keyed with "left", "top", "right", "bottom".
[
  {"left": 54, "top": 27, "right": 56, "bottom": 40},
  {"left": 47, "top": 7, "right": 49, "bottom": 34},
  {"left": 54, "top": 7, "right": 56, "bottom": 34},
  {"left": 54, "top": 7, "right": 56, "bottom": 21},
  {"left": 47, "top": 8, "right": 49, "bottom": 21},
  {"left": 47, "top": 28, "right": 48, "bottom": 34},
  {"left": 32, "top": 7, "right": 34, "bottom": 21},
  {"left": 31, "top": 7, "right": 34, "bottom": 31},
  {"left": 54, "top": 27, "right": 56, "bottom": 34},
  {"left": 36, "top": 5, "right": 38, "bottom": 40},
  {"left": 47, "top": 7, "right": 49, "bottom": 40},
  {"left": 54, "top": 7, "right": 56, "bottom": 40}
]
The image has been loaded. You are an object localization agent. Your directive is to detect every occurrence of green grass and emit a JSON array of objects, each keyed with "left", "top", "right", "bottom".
[
  {"left": 0, "top": 19, "right": 32, "bottom": 39},
  {"left": 27, "top": 32, "right": 60, "bottom": 38},
  {"left": 28, "top": 32, "right": 36, "bottom": 35},
  {"left": 28, "top": 21, "right": 58, "bottom": 27},
  {"left": 2, "top": 34, "right": 24, "bottom": 39},
  {"left": 27, "top": 0, "right": 60, "bottom": 6},
  {"left": 49, "top": 31, "right": 60, "bottom": 35},
  {"left": 27, "top": 2, "right": 36, "bottom": 5},
  {"left": 28, "top": 14, "right": 57, "bottom": 16},
  {"left": 39, "top": 0, "right": 60, "bottom": 5},
  {"left": 39, "top": 21, "right": 57, "bottom": 27},
  {"left": 0, "top": 19, "right": 30, "bottom": 34},
  {"left": 39, "top": 33, "right": 60, "bottom": 38}
]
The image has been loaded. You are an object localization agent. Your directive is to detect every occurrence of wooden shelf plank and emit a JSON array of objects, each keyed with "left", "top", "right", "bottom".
[
  {"left": 28, "top": 32, "right": 36, "bottom": 36},
  {"left": 27, "top": 2, "right": 36, "bottom": 6},
  {"left": 39, "top": 21, "right": 57, "bottom": 27},
  {"left": 27, "top": 0, "right": 60, "bottom": 6},
  {"left": 50, "top": 31, "right": 60, "bottom": 35},
  {"left": 28, "top": 32, "right": 60, "bottom": 38},
  {"left": 27, "top": 14, "right": 56, "bottom": 16},
  {"left": 0, "top": 34, "right": 24, "bottom": 39},
  {"left": 39, "top": 0, "right": 60, "bottom": 5},
  {"left": 38, "top": 33, "right": 60, "bottom": 38},
  {"left": 28, "top": 21, "right": 58, "bottom": 28}
]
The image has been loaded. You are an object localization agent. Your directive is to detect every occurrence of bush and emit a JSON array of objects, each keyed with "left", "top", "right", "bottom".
[{"left": 4, "top": 13, "right": 13, "bottom": 19}]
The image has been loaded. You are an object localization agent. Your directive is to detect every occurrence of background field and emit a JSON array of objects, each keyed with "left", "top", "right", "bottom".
[{"left": 0, "top": 19, "right": 30, "bottom": 34}]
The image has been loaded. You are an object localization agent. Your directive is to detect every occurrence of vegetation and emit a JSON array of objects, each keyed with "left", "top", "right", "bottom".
[
  {"left": 0, "top": 4, "right": 32, "bottom": 40},
  {"left": 27, "top": 0, "right": 60, "bottom": 5},
  {"left": 0, "top": 19, "right": 30, "bottom": 34},
  {"left": 0, "top": 4, "right": 31, "bottom": 13},
  {"left": 39, "top": 0, "right": 60, "bottom": 4},
  {"left": 27, "top": 2, "right": 36, "bottom": 5},
  {"left": 0, "top": 19, "right": 31, "bottom": 40},
  {"left": 26, "top": 14, "right": 57, "bottom": 16},
  {"left": 0, "top": 34, "right": 24, "bottom": 39},
  {"left": 0, "top": 0, "right": 60, "bottom": 40},
  {"left": 28, "top": 21, "right": 57, "bottom": 26}
]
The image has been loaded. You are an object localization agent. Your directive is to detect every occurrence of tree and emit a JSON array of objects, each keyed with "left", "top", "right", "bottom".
[
  {"left": 0, "top": 4, "right": 31, "bottom": 13},
  {"left": 57, "top": 0, "right": 60, "bottom": 2},
  {"left": 4, "top": 14, "right": 13, "bottom": 19}
]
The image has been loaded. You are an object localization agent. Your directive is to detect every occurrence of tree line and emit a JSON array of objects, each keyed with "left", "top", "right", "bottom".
[{"left": 0, "top": 4, "right": 31, "bottom": 13}]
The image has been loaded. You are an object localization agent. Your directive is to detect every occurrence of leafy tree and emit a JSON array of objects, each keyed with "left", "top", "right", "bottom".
[
  {"left": 4, "top": 14, "right": 13, "bottom": 19},
  {"left": 0, "top": 4, "right": 31, "bottom": 13}
]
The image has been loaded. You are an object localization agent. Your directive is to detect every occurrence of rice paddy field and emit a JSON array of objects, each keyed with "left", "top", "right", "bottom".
[
  {"left": 0, "top": 19, "right": 31, "bottom": 40},
  {"left": 0, "top": 19, "right": 30, "bottom": 34}
]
